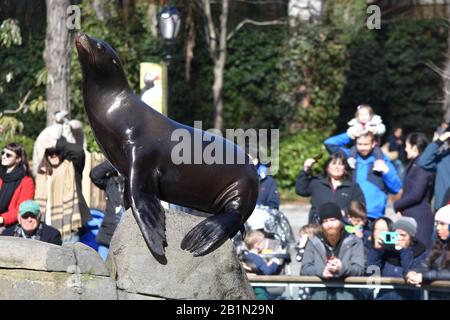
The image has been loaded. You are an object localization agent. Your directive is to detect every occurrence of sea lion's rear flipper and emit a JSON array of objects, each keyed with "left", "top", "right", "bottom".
[
  {"left": 181, "top": 210, "right": 242, "bottom": 257},
  {"left": 128, "top": 175, "right": 167, "bottom": 258}
]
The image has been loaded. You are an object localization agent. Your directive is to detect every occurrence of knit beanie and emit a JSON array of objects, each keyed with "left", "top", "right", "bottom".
[
  {"left": 435, "top": 205, "right": 450, "bottom": 225},
  {"left": 319, "top": 202, "right": 343, "bottom": 224},
  {"left": 393, "top": 217, "right": 417, "bottom": 238}
]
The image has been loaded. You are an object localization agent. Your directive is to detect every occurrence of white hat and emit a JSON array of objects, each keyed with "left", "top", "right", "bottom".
[{"left": 435, "top": 205, "right": 450, "bottom": 225}]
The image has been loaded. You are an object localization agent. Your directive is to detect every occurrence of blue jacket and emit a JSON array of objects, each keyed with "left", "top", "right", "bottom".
[
  {"left": 242, "top": 251, "right": 281, "bottom": 275},
  {"left": 417, "top": 140, "right": 450, "bottom": 210},
  {"left": 324, "top": 133, "right": 402, "bottom": 219},
  {"left": 256, "top": 175, "right": 280, "bottom": 210}
]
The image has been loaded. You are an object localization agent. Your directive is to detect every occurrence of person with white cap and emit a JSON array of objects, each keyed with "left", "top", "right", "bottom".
[
  {"left": 368, "top": 216, "right": 427, "bottom": 300},
  {"left": 405, "top": 205, "right": 450, "bottom": 298}
]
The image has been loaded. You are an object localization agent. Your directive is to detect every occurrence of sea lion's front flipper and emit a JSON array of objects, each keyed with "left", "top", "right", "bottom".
[
  {"left": 181, "top": 206, "right": 242, "bottom": 257},
  {"left": 128, "top": 173, "right": 167, "bottom": 258}
]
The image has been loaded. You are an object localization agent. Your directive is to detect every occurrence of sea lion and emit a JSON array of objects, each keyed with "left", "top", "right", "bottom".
[{"left": 75, "top": 33, "right": 259, "bottom": 260}]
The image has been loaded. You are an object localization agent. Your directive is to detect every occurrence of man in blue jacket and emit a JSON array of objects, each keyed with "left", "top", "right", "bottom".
[
  {"left": 324, "top": 131, "right": 402, "bottom": 222},
  {"left": 417, "top": 131, "right": 450, "bottom": 210}
]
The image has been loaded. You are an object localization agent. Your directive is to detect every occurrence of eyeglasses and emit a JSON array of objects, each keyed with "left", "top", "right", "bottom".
[{"left": 1, "top": 150, "right": 16, "bottom": 159}]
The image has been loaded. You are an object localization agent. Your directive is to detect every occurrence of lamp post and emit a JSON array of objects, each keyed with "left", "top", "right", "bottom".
[{"left": 158, "top": 5, "right": 181, "bottom": 116}]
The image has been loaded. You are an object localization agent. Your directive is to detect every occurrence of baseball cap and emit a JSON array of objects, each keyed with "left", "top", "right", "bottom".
[{"left": 19, "top": 200, "right": 41, "bottom": 217}]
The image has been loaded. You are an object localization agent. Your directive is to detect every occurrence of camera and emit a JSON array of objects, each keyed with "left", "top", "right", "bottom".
[{"left": 380, "top": 231, "right": 399, "bottom": 244}]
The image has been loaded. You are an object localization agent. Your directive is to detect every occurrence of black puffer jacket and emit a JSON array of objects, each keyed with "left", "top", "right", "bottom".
[
  {"left": 295, "top": 171, "right": 366, "bottom": 224},
  {"left": 90, "top": 161, "right": 129, "bottom": 246}
]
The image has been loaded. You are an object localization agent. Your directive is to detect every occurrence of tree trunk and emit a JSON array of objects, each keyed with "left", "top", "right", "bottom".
[
  {"left": 444, "top": 4, "right": 450, "bottom": 122},
  {"left": 212, "top": 0, "right": 229, "bottom": 131},
  {"left": 92, "top": 0, "right": 111, "bottom": 23},
  {"left": 147, "top": 1, "right": 159, "bottom": 38},
  {"left": 43, "top": 0, "right": 72, "bottom": 126},
  {"left": 184, "top": 0, "right": 196, "bottom": 83}
]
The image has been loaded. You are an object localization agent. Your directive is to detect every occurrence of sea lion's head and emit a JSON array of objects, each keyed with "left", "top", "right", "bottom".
[{"left": 75, "top": 33, "right": 128, "bottom": 88}]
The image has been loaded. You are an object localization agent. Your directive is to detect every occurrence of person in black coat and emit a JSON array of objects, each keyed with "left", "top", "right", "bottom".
[
  {"left": 90, "top": 160, "right": 129, "bottom": 259},
  {"left": 296, "top": 152, "right": 366, "bottom": 224},
  {"left": 394, "top": 133, "right": 435, "bottom": 249},
  {"left": 1, "top": 199, "right": 62, "bottom": 245}
]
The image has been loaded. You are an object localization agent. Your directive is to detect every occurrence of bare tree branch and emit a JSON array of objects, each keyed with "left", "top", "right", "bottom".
[
  {"left": 0, "top": 90, "right": 32, "bottom": 117},
  {"left": 425, "top": 61, "right": 450, "bottom": 80},
  {"left": 227, "top": 18, "right": 287, "bottom": 41},
  {"left": 202, "top": 0, "right": 217, "bottom": 60}
]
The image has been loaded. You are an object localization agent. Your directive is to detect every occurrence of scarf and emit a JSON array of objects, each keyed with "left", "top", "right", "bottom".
[
  {"left": 34, "top": 160, "right": 81, "bottom": 239},
  {"left": 13, "top": 222, "right": 43, "bottom": 241},
  {"left": 0, "top": 165, "right": 25, "bottom": 213}
]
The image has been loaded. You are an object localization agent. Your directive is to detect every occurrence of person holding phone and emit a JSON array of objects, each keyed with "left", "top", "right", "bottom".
[
  {"left": 367, "top": 216, "right": 427, "bottom": 300},
  {"left": 405, "top": 205, "right": 450, "bottom": 299},
  {"left": 296, "top": 152, "right": 365, "bottom": 224}
]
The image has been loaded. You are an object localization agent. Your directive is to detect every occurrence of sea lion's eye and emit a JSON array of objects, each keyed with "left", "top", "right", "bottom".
[{"left": 96, "top": 43, "right": 105, "bottom": 52}]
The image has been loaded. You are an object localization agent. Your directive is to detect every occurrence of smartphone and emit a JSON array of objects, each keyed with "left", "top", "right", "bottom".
[
  {"left": 345, "top": 225, "right": 363, "bottom": 234},
  {"left": 380, "top": 231, "right": 399, "bottom": 244}
]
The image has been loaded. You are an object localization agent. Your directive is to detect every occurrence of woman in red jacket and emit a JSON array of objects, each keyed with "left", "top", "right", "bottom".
[{"left": 0, "top": 143, "right": 35, "bottom": 227}]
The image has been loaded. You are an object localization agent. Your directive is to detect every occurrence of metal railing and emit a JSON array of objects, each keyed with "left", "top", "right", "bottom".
[{"left": 247, "top": 275, "right": 450, "bottom": 300}]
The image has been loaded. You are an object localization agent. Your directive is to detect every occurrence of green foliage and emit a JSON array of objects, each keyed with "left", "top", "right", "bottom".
[
  {"left": 276, "top": 26, "right": 348, "bottom": 135},
  {"left": 0, "top": 18, "right": 22, "bottom": 48},
  {"left": 339, "top": 19, "right": 448, "bottom": 136},
  {"left": 84, "top": 125, "right": 101, "bottom": 153},
  {"left": 0, "top": 116, "right": 24, "bottom": 141},
  {"left": 277, "top": 131, "right": 328, "bottom": 198},
  {"left": 224, "top": 26, "right": 286, "bottom": 131},
  {"left": 383, "top": 20, "right": 447, "bottom": 134}
]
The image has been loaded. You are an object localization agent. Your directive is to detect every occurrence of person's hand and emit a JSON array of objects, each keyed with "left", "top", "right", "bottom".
[
  {"left": 406, "top": 271, "right": 422, "bottom": 287},
  {"left": 269, "top": 258, "right": 282, "bottom": 265},
  {"left": 327, "top": 258, "right": 342, "bottom": 274},
  {"left": 322, "top": 266, "right": 334, "bottom": 279},
  {"left": 396, "top": 234, "right": 409, "bottom": 249},
  {"left": 373, "top": 160, "right": 389, "bottom": 174},
  {"left": 438, "top": 131, "right": 450, "bottom": 142},
  {"left": 303, "top": 158, "right": 316, "bottom": 172},
  {"left": 374, "top": 234, "right": 384, "bottom": 249},
  {"left": 396, "top": 211, "right": 402, "bottom": 219},
  {"left": 298, "top": 235, "right": 308, "bottom": 248},
  {"left": 41, "top": 138, "right": 57, "bottom": 150}
]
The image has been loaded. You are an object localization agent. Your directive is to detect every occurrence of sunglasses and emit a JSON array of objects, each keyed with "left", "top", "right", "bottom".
[
  {"left": 1, "top": 150, "right": 16, "bottom": 159},
  {"left": 45, "top": 149, "right": 62, "bottom": 157}
]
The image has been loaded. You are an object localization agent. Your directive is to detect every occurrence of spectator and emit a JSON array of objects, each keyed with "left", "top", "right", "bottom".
[
  {"left": 383, "top": 127, "right": 406, "bottom": 179},
  {"left": 346, "top": 104, "right": 386, "bottom": 170},
  {"left": 253, "top": 157, "right": 280, "bottom": 210},
  {"left": 34, "top": 137, "right": 91, "bottom": 243},
  {"left": 345, "top": 201, "right": 371, "bottom": 254},
  {"left": 296, "top": 152, "right": 365, "bottom": 224},
  {"left": 2, "top": 200, "right": 62, "bottom": 245},
  {"left": 417, "top": 131, "right": 450, "bottom": 211},
  {"left": 301, "top": 202, "right": 365, "bottom": 300},
  {"left": 90, "top": 160, "right": 128, "bottom": 260},
  {"left": 324, "top": 131, "right": 402, "bottom": 224},
  {"left": 394, "top": 133, "right": 434, "bottom": 249},
  {"left": 369, "top": 217, "right": 393, "bottom": 251},
  {"left": 405, "top": 205, "right": 450, "bottom": 299},
  {"left": 368, "top": 217, "right": 427, "bottom": 300},
  {"left": 241, "top": 230, "right": 283, "bottom": 300},
  {"left": 0, "top": 143, "right": 35, "bottom": 229},
  {"left": 295, "top": 223, "right": 321, "bottom": 300}
]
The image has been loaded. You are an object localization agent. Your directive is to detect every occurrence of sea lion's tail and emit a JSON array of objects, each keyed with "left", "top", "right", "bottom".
[{"left": 180, "top": 210, "right": 243, "bottom": 257}]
